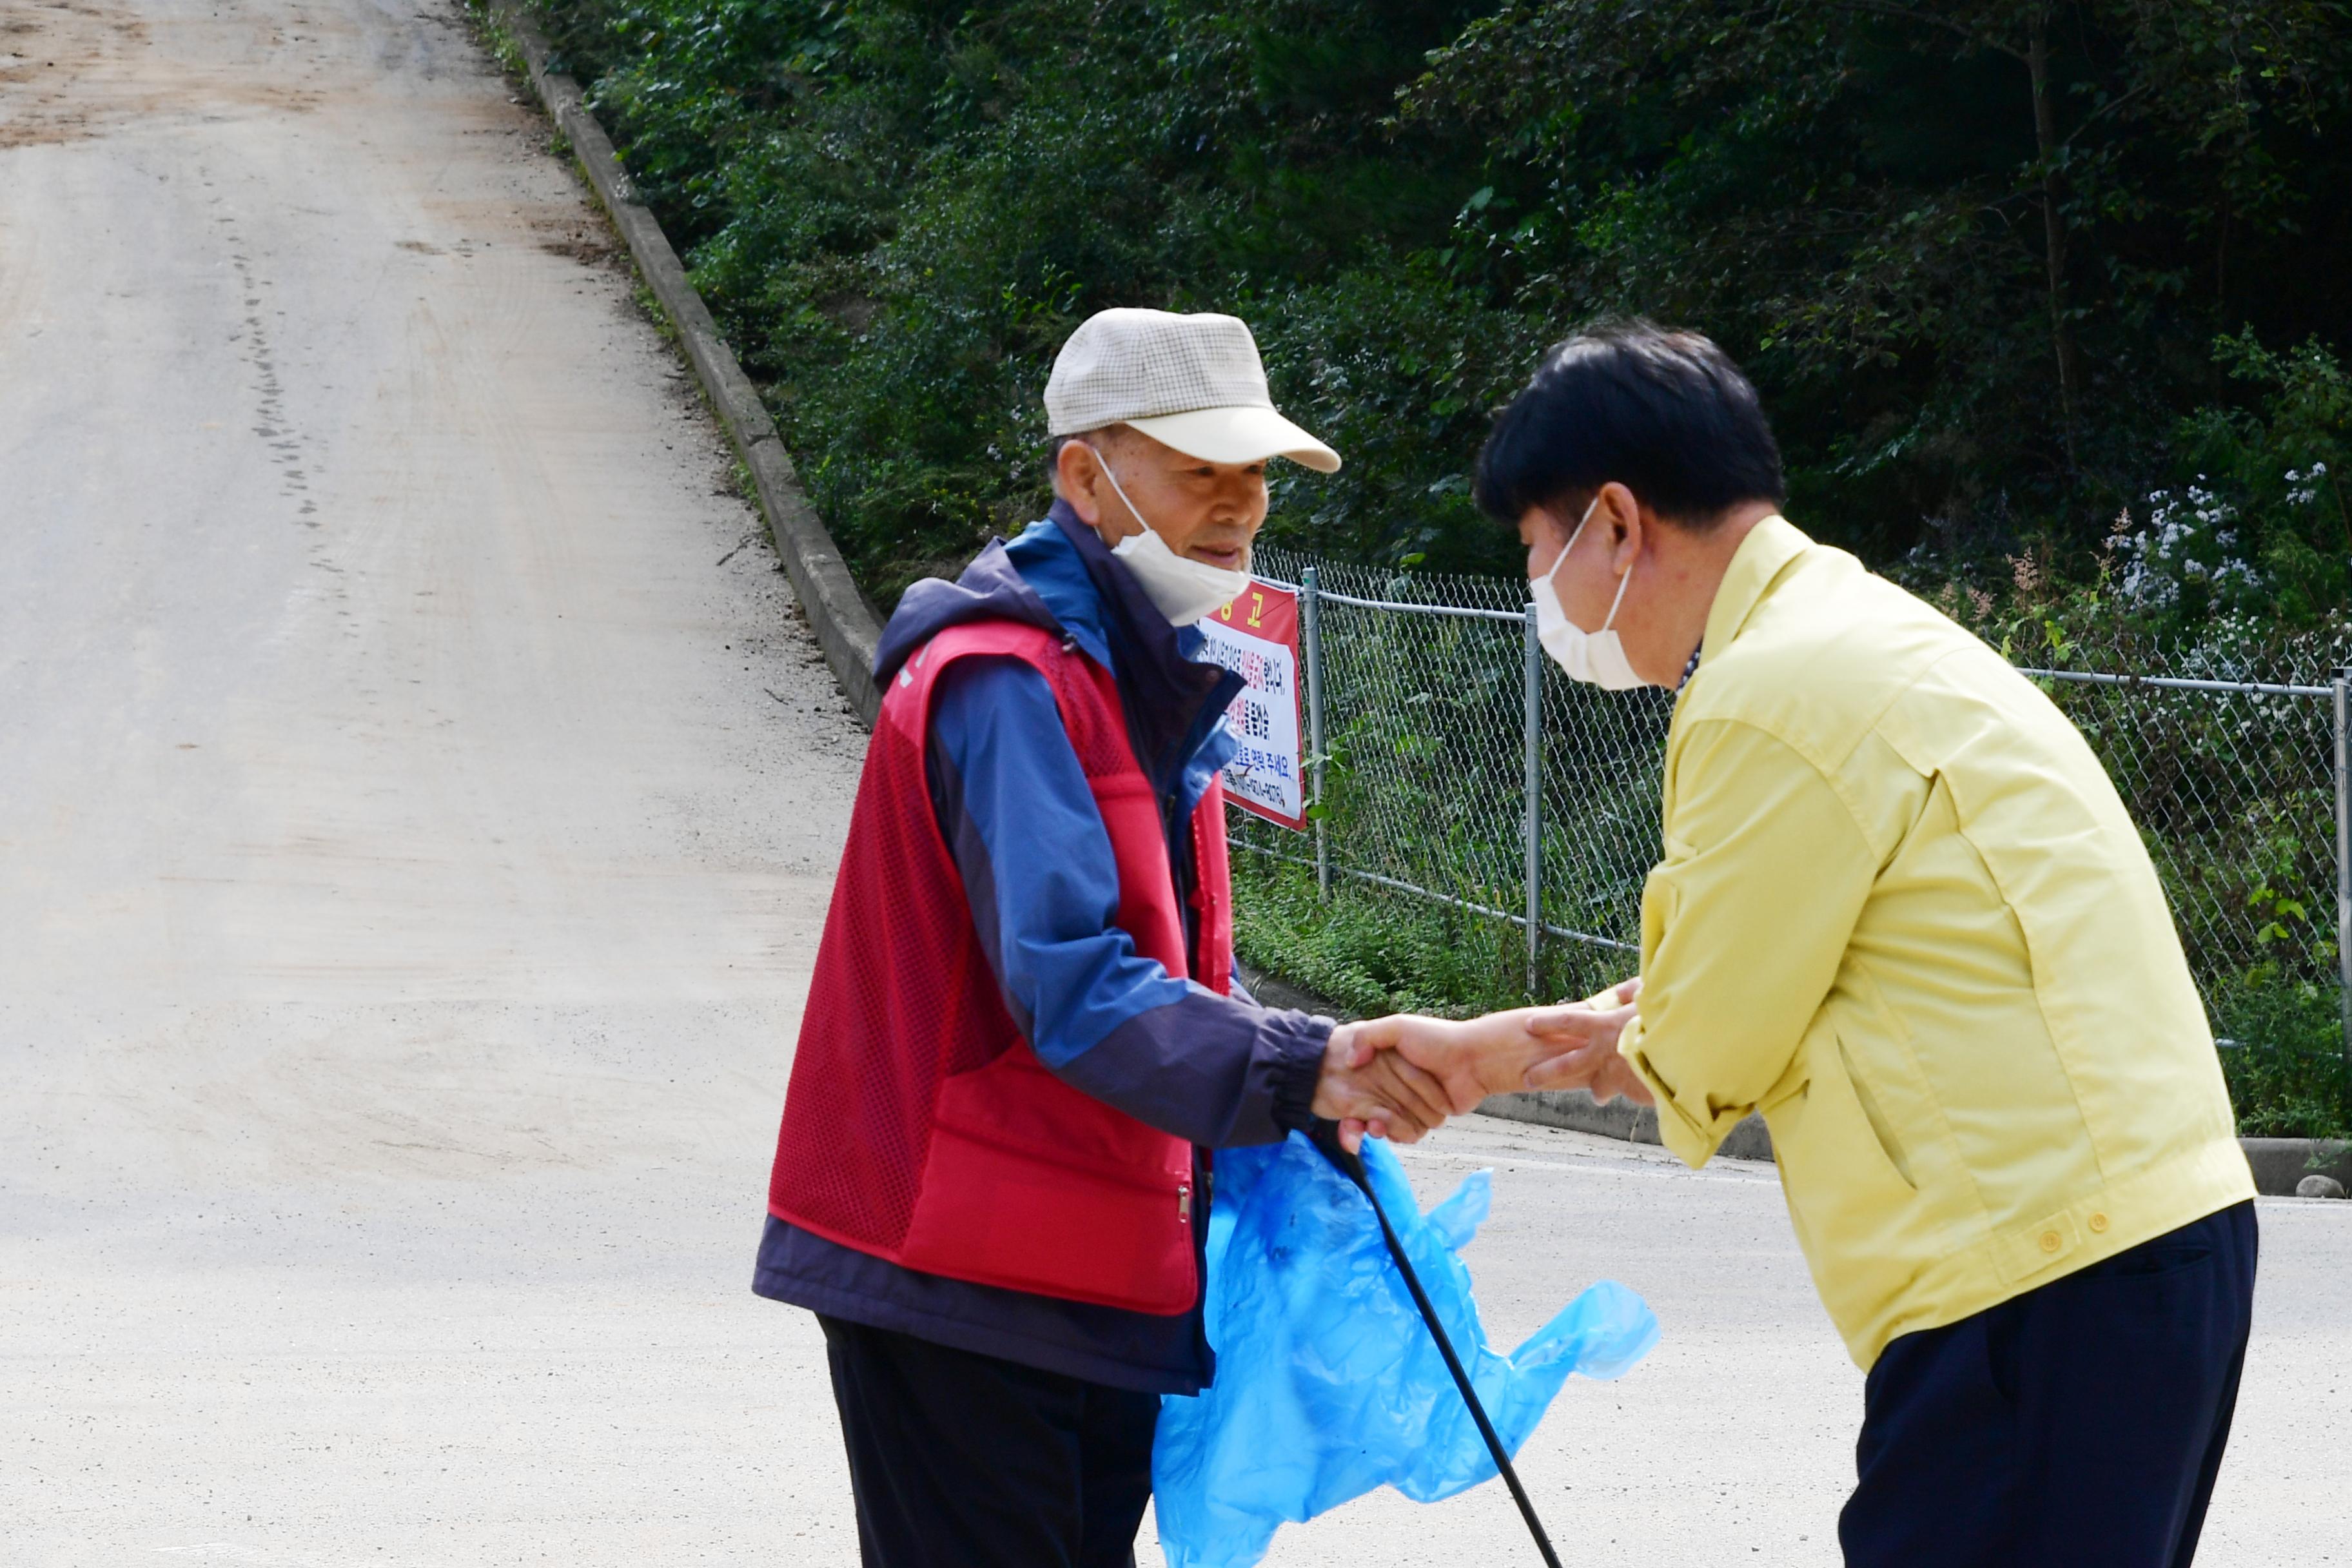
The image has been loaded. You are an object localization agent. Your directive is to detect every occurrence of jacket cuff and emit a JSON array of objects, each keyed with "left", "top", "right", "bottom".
[
  {"left": 1265, "top": 1011, "right": 1336, "bottom": 1135},
  {"left": 1618, "top": 1023, "right": 1723, "bottom": 1171}
]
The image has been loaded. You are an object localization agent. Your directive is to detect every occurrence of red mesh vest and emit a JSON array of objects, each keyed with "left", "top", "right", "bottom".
[{"left": 767, "top": 620, "right": 1233, "bottom": 1314}]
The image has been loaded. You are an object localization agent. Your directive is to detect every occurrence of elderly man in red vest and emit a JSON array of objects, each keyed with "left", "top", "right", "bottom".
[{"left": 758, "top": 309, "right": 1489, "bottom": 1567}]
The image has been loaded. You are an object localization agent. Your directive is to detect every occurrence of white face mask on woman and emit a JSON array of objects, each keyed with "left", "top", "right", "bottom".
[
  {"left": 1086, "top": 446, "right": 1252, "bottom": 627},
  {"left": 1530, "top": 493, "right": 1646, "bottom": 690}
]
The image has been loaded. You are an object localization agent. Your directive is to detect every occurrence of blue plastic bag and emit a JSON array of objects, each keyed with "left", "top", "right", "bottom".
[{"left": 1152, "top": 1132, "right": 1658, "bottom": 1568}]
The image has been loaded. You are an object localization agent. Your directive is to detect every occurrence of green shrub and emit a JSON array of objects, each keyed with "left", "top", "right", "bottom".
[
  {"left": 1232, "top": 854, "right": 1538, "bottom": 1019},
  {"left": 531, "top": 0, "right": 2352, "bottom": 609},
  {"left": 2215, "top": 966, "right": 2351, "bottom": 1140}
]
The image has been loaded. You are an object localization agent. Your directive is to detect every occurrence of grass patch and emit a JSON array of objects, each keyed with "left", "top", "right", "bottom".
[
  {"left": 2223, "top": 1044, "right": 2352, "bottom": 1142},
  {"left": 631, "top": 280, "right": 678, "bottom": 344},
  {"left": 461, "top": 0, "right": 529, "bottom": 87},
  {"left": 1231, "top": 850, "right": 1631, "bottom": 1021},
  {"left": 2215, "top": 966, "right": 2352, "bottom": 1139}
]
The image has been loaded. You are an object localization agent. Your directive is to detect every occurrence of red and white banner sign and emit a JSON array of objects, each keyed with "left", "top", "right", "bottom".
[{"left": 1198, "top": 578, "right": 1308, "bottom": 832}]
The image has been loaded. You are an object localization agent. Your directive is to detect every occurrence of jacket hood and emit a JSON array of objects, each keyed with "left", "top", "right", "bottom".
[
  {"left": 873, "top": 539, "right": 1060, "bottom": 685},
  {"left": 874, "top": 500, "right": 1242, "bottom": 798}
]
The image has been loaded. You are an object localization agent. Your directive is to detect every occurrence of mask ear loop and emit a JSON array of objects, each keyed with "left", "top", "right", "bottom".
[
  {"left": 1542, "top": 492, "right": 1609, "bottom": 598},
  {"left": 1598, "top": 541, "right": 1636, "bottom": 633},
  {"left": 1083, "top": 444, "right": 1152, "bottom": 538}
]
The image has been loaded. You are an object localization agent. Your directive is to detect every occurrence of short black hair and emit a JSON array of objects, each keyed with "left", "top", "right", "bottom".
[{"left": 1474, "top": 318, "right": 1784, "bottom": 529}]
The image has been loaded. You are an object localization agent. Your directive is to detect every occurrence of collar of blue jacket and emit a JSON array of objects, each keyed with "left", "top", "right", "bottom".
[{"left": 874, "top": 500, "right": 1244, "bottom": 805}]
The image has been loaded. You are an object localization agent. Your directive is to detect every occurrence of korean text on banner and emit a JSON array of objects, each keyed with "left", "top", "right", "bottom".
[{"left": 1199, "top": 580, "right": 1308, "bottom": 832}]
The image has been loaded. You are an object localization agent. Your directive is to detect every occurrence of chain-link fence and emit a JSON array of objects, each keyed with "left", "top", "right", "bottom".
[{"left": 1236, "top": 545, "right": 2352, "bottom": 1066}]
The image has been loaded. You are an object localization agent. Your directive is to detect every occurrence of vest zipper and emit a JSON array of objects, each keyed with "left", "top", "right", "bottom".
[{"left": 1177, "top": 1181, "right": 1193, "bottom": 1224}]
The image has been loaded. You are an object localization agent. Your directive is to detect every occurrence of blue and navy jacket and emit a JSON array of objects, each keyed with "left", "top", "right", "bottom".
[{"left": 754, "top": 503, "right": 1334, "bottom": 1393}]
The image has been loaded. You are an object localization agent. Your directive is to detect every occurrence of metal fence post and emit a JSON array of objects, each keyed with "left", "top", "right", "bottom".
[
  {"left": 2335, "top": 669, "right": 2350, "bottom": 1070},
  {"left": 1523, "top": 603, "right": 1544, "bottom": 997},
  {"left": 1302, "top": 566, "right": 1329, "bottom": 902}
]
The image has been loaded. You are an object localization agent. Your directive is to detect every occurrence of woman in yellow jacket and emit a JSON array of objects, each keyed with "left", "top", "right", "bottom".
[{"left": 1360, "top": 318, "right": 2257, "bottom": 1568}]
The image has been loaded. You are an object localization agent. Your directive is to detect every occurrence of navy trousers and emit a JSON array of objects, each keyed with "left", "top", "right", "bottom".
[
  {"left": 1841, "top": 1200, "right": 2257, "bottom": 1568},
  {"left": 819, "top": 1314, "right": 1161, "bottom": 1568}
]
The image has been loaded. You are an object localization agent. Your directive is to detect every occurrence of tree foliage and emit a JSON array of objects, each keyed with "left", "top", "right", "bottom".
[{"left": 531, "top": 0, "right": 2352, "bottom": 621}]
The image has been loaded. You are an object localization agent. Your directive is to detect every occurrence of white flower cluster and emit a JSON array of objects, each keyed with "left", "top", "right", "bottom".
[
  {"left": 2116, "top": 480, "right": 2262, "bottom": 611},
  {"left": 2284, "top": 461, "right": 2328, "bottom": 508}
]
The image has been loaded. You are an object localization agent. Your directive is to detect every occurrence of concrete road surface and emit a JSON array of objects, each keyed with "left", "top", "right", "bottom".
[{"left": 2, "top": 1, "right": 2345, "bottom": 1564}]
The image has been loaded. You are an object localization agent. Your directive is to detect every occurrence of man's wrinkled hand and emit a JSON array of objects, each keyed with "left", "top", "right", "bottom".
[
  {"left": 1520, "top": 977, "right": 1651, "bottom": 1104},
  {"left": 1523, "top": 1030, "right": 1654, "bottom": 1105},
  {"left": 1579, "top": 975, "right": 1642, "bottom": 1012},
  {"left": 1342, "top": 1000, "right": 1640, "bottom": 1115},
  {"left": 1311, "top": 1023, "right": 1455, "bottom": 1151}
]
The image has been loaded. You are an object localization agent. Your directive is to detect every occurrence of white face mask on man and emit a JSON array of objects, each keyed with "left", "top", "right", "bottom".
[
  {"left": 1530, "top": 493, "right": 1647, "bottom": 691},
  {"left": 1085, "top": 446, "right": 1252, "bottom": 627}
]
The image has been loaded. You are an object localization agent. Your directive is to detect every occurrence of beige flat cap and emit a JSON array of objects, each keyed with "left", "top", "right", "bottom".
[{"left": 1044, "top": 308, "right": 1340, "bottom": 473}]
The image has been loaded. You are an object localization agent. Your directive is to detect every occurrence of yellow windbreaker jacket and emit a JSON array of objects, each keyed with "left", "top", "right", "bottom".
[{"left": 1617, "top": 516, "right": 2253, "bottom": 1368}]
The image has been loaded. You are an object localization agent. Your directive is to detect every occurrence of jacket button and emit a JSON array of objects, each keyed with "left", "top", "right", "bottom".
[
  {"left": 2089, "top": 1212, "right": 2110, "bottom": 1234},
  {"left": 2039, "top": 1230, "right": 2061, "bottom": 1253}
]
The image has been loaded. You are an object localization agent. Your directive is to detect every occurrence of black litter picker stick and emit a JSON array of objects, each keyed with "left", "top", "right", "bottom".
[{"left": 1310, "top": 1121, "right": 1565, "bottom": 1568}]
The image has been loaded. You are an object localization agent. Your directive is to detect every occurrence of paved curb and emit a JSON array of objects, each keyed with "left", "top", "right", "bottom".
[
  {"left": 1481, "top": 1097, "right": 2352, "bottom": 1196},
  {"left": 1479, "top": 1090, "right": 1779, "bottom": 1163},
  {"left": 492, "top": 0, "right": 883, "bottom": 725},
  {"left": 2241, "top": 1137, "right": 2352, "bottom": 1196}
]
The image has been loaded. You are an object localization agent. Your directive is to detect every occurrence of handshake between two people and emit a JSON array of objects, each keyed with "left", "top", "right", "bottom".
[{"left": 1307, "top": 979, "right": 1653, "bottom": 1151}]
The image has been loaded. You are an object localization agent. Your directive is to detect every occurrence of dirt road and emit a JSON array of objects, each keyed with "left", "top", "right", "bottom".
[
  {"left": 1, "top": 0, "right": 869, "bottom": 1557},
  {"left": 4, "top": 2, "right": 2344, "bottom": 1564}
]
